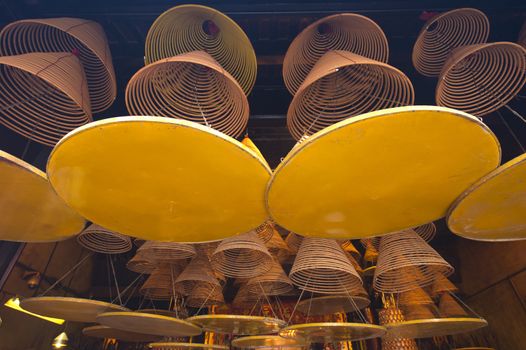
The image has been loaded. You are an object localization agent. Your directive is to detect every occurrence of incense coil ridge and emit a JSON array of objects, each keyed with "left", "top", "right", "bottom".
[
  {"left": 175, "top": 256, "right": 221, "bottom": 295},
  {"left": 126, "top": 51, "right": 249, "bottom": 138},
  {"left": 77, "top": 224, "right": 132, "bottom": 254},
  {"left": 138, "top": 240, "right": 197, "bottom": 263},
  {"left": 186, "top": 282, "right": 225, "bottom": 308},
  {"left": 412, "top": 8, "right": 490, "bottom": 77},
  {"left": 287, "top": 50, "right": 414, "bottom": 140},
  {"left": 140, "top": 264, "right": 184, "bottom": 300},
  {"left": 246, "top": 259, "right": 293, "bottom": 296},
  {"left": 413, "top": 222, "right": 437, "bottom": 242},
  {"left": 145, "top": 4, "right": 256, "bottom": 95},
  {"left": 0, "top": 52, "right": 91, "bottom": 146},
  {"left": 283, "top": 13, "right": 389, "bottom": 94},
  {"left": 127, "top": 251, "right": 157, "bottom": 274},
  {"left": 0, "top": 17, "right": 116, "bottom": 112}
]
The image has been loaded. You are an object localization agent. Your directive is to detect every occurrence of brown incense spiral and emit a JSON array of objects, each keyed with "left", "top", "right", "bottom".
[
  {"left": 413, "top": 222, "right": 436, "bottom": 242},
  {"left": 145, "top": 4, "right": 256, "bottom": 95},
  {"left": 127, "top": 251, "right": 157, "bottom": 274},
  {"left": 175, "top": 256, "right": 221, "bottom": 296},
  {"left": 287, "top": 50, "right": 414, "bottom": 140},
  {"left": 140, "top": 264, "right": 183, "bottom": 300},
  {"left": 0, "top": 17, "right": 116, "bottom": 112},
  {"left": 126, "top": 51, "right": 249, "bottom": 138},
  {"left": 412, "top": 8, "right": 490, "bottom": 77},
  {"left": 0, "top": 52, "right": 91, "bottom": 146},
  {"left": 138, "top": 240, "right": 197, "bottom": 263},
  {"left": 436, "top": 42, "right": 526, "bottom": 117},
  {"left": 186, "top": 282, "right": 225, "bottom": 308},
  {"left": 283, "top": 13, "right": 389, "bottom": 94},
  {"left": 77, "top": 224, "right": 132, "bottom": 254},
  {"left": 246, "top": 259, "right": 293, "bottom": 296}
]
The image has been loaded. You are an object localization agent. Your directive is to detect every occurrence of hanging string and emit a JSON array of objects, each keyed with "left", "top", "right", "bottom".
[
  {"left": 109, "top": 255, "right": 122, "bottom": 305},
  {"left": 286, "top": 276, "right": 311, "bottom": 325},
  {"left": 195, "top": 284, "right": 218, "bottom": 316},
  {"left": 497, "top": 110, "right": 526, "bottom": 153},
  {"left": 448, "top": 291, "right": 483, "bottom": 319},
  {"left": 342, "top": 283, "right": 368, "bottom": 324},
  {"left": 39, "top": 252, "right": 93, "bottom": 296},
  {"left": 257, "top": 281, "right": 278, "bottom": 319},
  {"left": 112, "top": 273, "right": 144, "bottom": 305},
  {"left": 106, "top": 255, "right": 113, "bottom": 302}
]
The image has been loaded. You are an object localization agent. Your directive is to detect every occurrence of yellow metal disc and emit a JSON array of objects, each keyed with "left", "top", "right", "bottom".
[
  {"left": 231, "top": 335, "right": 306, "bottom": 348},
  {"left": 296, "top": 295, "right": 370, "bottom": 316},
  {"left": 384, "top": 318, "right": 488, "bottom": 339},
  {"left": 267, "top": 106, "right": 500, "bottom": 239},
  {"left": 97, "top": 312, "right": 202, "bottom": 337},
  {"left": 20, "top": 297, "right": 129, "bottom": 323},
  {"left": 454, "top": 348, "right": 494, "bottom": 350},
  {"left": 447, "top": 153, "right": 526, "bottom": 241},
  {"left": 149, "top": 343, "right": 229, "bottom": 350},
  {"left": 83, "top": 325, "right": 162, "bottom": 342},
  {"left": 186, "top": 315, "right": 286, "bottom": 335},
  {"left": 0, "top": 150, "right": 85, "bottom": 242},
  {"left": 47, "top": 117, "right": 271, "bottom": 242},
  {"left": 279, "top": 322, "right": 386, "bottom": 343}
]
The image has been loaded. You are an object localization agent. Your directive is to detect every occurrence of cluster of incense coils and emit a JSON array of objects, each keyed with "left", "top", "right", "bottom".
[{"left": 1, "top": 4, "right": 525, "bottom": 350}]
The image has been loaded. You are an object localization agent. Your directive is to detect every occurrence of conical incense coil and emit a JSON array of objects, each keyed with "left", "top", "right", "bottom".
[
  {"left": 287, "top": 50, "right": 414, "bottom": 140},
  {"left": 134, "top": 238, "right": 146, "bottom": 247},
  {"left": 126, "top": 51, "right": 249, "bottom": 138},
  {"left": 403, "top": 305, "right": 437, "bottom": 320},
  {"left": 374, "top": 229, "right": 453, "bottom": 293},
  {"left": 0, "top": 17, "right": 116, "bottom": 112},
  {"left": 265, "top": 228, "right": 290, "bottom": 255},
  {"left": 140, "top": 264, "right": 183, "bottom": 300},
  {"left": 283, "top": 13, "right": 389, "bottom": 94},
  {"left": 431, "top": 274, "right": 459, "bottom": 296},
  {"left": 378, "top": 307, "right": 418, "bottom": 350},
  {"left": 439, "top": 293, "right": 468, "bottom": 317},
  {"left": 175, "top": 256, "right": 221, "bottom": 295},
  {"left": 127, "top": 251, "right": 157, "bottom": 274},
  {"left": 232, "top": 284, "right": 261, "bottom": 308},
  {"left": 436, "top": 42, "right": 526, "bottom": 117},
  {"left": 289, "top": 237, "right": 362, "bottom": 294},
  {"left": 398, "top": 287, "right": 434, "bottom": 306},
  {"left": 211, "top": 231, "right": 273, "bottom": 278},
  {"left": 413, "top": 222, "right": 436, "bottom": 242},
  {"left": 77, "top": 224, "right": 132, "bottom": 254},
  {"left": 254, "top": 222, "right": 275, "bottom": 243},
  {"left": 186, "top": 282, "right": 225, "bottom": 308},
  {"left": 246, "top": 259, "right": 293, "bottom": 296},
  {"left": 145, "top": 4, "right": 256, "bottom": 95},
  {"left": 138, "top": 241, "right": 197, "bottom": 263},
  {"left": 412, "top": 8, "right": 490, "bottom": 77},
  {"left": 285, "top": 232, "right": 304, "bottom": 253},
  {"left": 0, "top": 52, "right": 91, "bottom": 146}
]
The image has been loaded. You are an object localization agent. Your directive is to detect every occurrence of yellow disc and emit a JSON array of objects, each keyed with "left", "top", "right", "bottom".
[
  {"left": 149, "top": 343, "right": 229, "bottom": 350},
  {"left": 447, "top": 153, "right": 526, "bottom": 241},
  {"left": 97, "top": 312, "right": 202, "bottom": 337},
  {"left": 231, "top": 335, "right": 306, "bottom": 348},
  {"left": 267, "top": 106, "right": 500, "bottom": 239},
  {"left": 83, "top": 325, "right": 162, "bottom": 342},
  {"left": 296, "top": 295, "right": 370, "bottom": 316},
  {"left": 47, "top": 117, "right": 271, "bottom": 242},
  {"left": 384, "top": 318, "right": 488, "bottom": 339},
  {"left": 279, "top": 322, "right": 386, "bottom": 343},
  {"left": 186, "top": 315, "right": 286, "bottom": 335},
  {"left": 454, "top": 348, "right": 494, "bottom": 350},
  {"left": 0, "top": 150, "right": 85, "bottom": 242},
  {"left": 20, "top": 297, "right": 129, "bottom": 323}
]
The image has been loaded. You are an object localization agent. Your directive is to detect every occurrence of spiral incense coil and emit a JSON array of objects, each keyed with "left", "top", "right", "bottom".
[
  {"left": 285, "top": 232, "right": 304, "bottom": 253},
  {"left": 211, "top": 231, "right": 273, "bottom": 278},
  {"left": 265, "top": 228, "right": 290, "bottom": 255},
  {"left": 287, "top": 50, "right": 414, "bottom": 140},
  {"left": 140, "top": 264, "right": 183, "bottom": 300},
  {"left": 232, "top": 284, "right": 261, "bottom": 308},
  {"left": 246, "top": 259, "right": 293, "bottom": 296},
  {"left": 138, "top": 240, "right": 197, "bottom": 263},
  {"left": 413, "top": 222, "right": 436, "bottom": 242},
  {"left": 374, "top": 230, "right": 454, "bottom": 293},
  {"left": 398, "top": 287, "right": 434, "bottom": 306},
  {"left": 439, "top": 293, "right": 468, "bottom": 317},
  {"left": 436, "top": 42, "right": 526, "bottom": 117},
  {"left": 0, "top": 52, "right": 91, "bottom": 146},
  {"left": 77, "top": 224, "right": 132, "bottom": 254},
  {"left": 289, "top": 238, "right": 362, "bottom": 294},
  {"left": 403, "top": 305, "right": 438, "bottom": 321},
  {"left": 126, "top": 251, "right": 157, "bottom": 274},
  {"left": 283, "top": 13, "right": 389, "bottom": 94},
  {"left": 412, "top": 8, "right": 490, "bottom": 77},
  {"left": 175, "top": 256, "right": 221, "bottom": 295},
  {"left": 145, "top": 4, "right": 256, "bottom": 95},
  {"left": 0, "top": 17, "right": 116, "bottom": 112},
  {"left": 186, "top": 282, "right": 225, "bottom": 308},
  {"left": 254, "top": 222, "right": 275, "bottom": 243},
  {"left": 378, "top": 307, "right": 418, "bottom": 350},
  {"left": 126, "top": 51, "right": 249, "bottom": 138},
  {"left": 431, "top": 274, "right": 459, "bottom": 296}
]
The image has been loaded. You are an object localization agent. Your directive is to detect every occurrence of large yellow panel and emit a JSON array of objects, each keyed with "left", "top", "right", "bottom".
[
  {"left": 47, "top": 117, "right": 271, "bottom": 242},
  {"left": 266, "top": 106, "right": 500, "bottom": 239},
  {"left": 447, "top": 153, "right": 526, "bottom": 241},
  {"left": 0, "top": 151, "right": 85, "bottom": 242}
]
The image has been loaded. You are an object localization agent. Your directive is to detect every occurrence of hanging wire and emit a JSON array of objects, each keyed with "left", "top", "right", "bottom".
[
  {"left": 39, "top": 252, "right": 93, "bottom": 296},
  {"left": 109, "top": 255, "right": 122, "bottom": 305}
]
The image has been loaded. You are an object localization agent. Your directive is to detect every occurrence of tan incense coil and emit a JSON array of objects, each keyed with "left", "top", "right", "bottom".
[
  {"left": 374, "top": 230, "right": 454, "bottom": 293},
  {"left": 340, "top": 240, "right": 361, "bottom": 260},
  {"left": 232, "top": 284, "right": 261, "bottom": 308},
  {"left": 412, "top": 8, "right": 490, "bottom": 77},
  {"left": 246, "top": 259, "right": 294, "bottom": 296},
  {"left": 254, "top": 222, "right": 275, "bottom": 243},
  {"left": 125, "top": 51, "right": 249, "bottom": 138},
  {"left": 126, "top": 251, "right": 157, "bottom": 274},
  {"left": 175, "top": 256, "right": 221, "bottom": 296},
  {"left": 186, "top": 282, "right": 225, "bottom": 308},
  {"left": 378, "top": 307, "right": 418, "bottom": 350},
  {"left": 285, "top": 232, "right": 304, "bottom": 253},
  {"left": 403, "top": 305, "right": 438, "bottom": 321},
  {"left": 145, "top": 4, "right": 256, "bottom": 95},
  {"left": 439, "top": 293, "right": 468, "bottom": 317},
  {"left": 0, "top": 52, "right": 91, "bottom": 146},
  {"left": 0, "top": 17, "right": 116, "bottom": 112},
  {"left": 265, "top": 228, "right": 290, "bottom": 254},
  {"left": 282, "top": 13, "right": 389, "bottom": 94},
  {"left": 287, "top": 50, "right": 414, "bottom": 140},
  {"left": 211, "top": 231, "right": 273, "bottom": 278},
  {"left": 436, "top": 42, "right": 526, "bottom": 117},
  {"left": 431, "top": 275, "right": 459, "bottom": 296},
  {"left": 138, "top": 240, "right": 197, "bottom": 263},
  {"left": 398, "top": 287, "right": 434, "bottom": 306},
  {"left": 289, "top": 237, "right": 363, "bottom": 294},
  {"left": 413, "top": 222, "right": 436, "bottom": 242},
  {"left": 140, "top": 264, "right": 183, "bottom": 300},
  {"left": 77, "top": 224, "right": 132, "bottom": 254},
  {"left": 362, "top": 239, "right": 379, "bottom": 263}
]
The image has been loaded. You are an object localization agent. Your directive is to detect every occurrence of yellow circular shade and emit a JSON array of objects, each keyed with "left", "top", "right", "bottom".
[
  {"left": 186, "top": 315, "right": 286, "bottom": 335},
  {"left": 149, "top": 343, "right": 228, "bottom": 350},
  {"left": 384, "top": 317, "right": 487, "bottom": 339},
  {"left": 279, "top": 322, "right": 386, "bottom": 343},
  {"left": 47, "top": 117, "right": 271, "bottom": 242},
  {"left": 266, "top": 106, "right": 500, "bottom": 239},
  {"left": 83, "top": 325, "right": 161, "bottom": 342},
  {"left": 97, "top": 312, "right": 202, "bottom": 337},
  {"left": 231, "top": 336, "right": 306, "bottom": 349},
  {"left": 20, "top": 297, "right": 129, "bottom": 323},
  {"left": 447, "top": 153, "right": 526, "bottom": 241},
  {"left": 0, "top": 151, "right": 85, "bottom": 242}
]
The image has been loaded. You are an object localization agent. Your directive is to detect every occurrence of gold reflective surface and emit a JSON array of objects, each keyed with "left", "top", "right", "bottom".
[
  {"left": 231, "top": 335, "right": 306, "bottom": 348},
  {"left": 279, "top": 322, "right": 386, "bottom": 342},
  {"left": 384, "top": 318, "right": 488, "bottom": 339},
  {"left": 187, "top": 315, "right": 286, "bottom": 335},
  {"left": 296, "top": 295, "right": 370, "bottom": 315}
]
